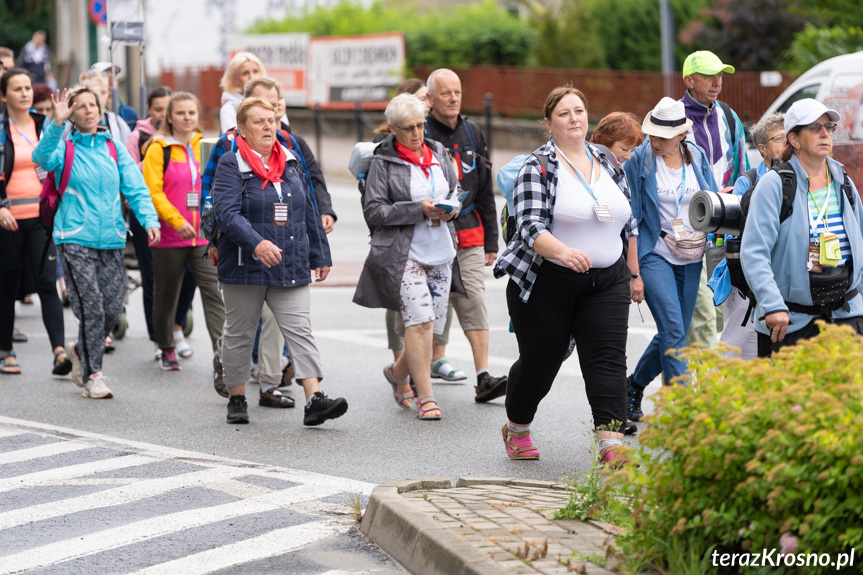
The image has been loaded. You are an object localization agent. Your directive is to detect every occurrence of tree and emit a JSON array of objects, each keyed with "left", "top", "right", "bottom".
[
  {"left": 686, "top": 0, "right": 807, "bottom": 70},
  {"left": 786, "top": 25, "right": 863, "bottom": 71}
]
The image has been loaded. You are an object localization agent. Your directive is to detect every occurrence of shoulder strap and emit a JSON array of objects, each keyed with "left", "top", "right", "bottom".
[
  {"left": 106, "top": 140, "right": 118, "bottom": 164},
  {"left": 842, "top": 170, "right": 855, "bottom": 212},
  {"left": 58, "top": 141, "right": 76, "bottom": 194},
  {"left": 742, "top": 167, "right": 758, "bottom": 189},
  {"left": 718, "top": 101, "right": 738, "bottom": 144},
  {"left": 535, "top": 153, "right": 549, "bottom": 184},
  {"left": 772, "top": 162, "right": 796, "bottom": 223},
  {"left": 162, "top": 144, "right": 171, "bottom": 176},
  {"left": 138, "top": 132, "right": 152, "bottom": 158}
]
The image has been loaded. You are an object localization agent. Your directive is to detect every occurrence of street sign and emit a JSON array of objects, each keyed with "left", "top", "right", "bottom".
[
  {"left": 89, "top": 0, "right": 108, "bottom": 25},
  {"left": 108, "top": 0, "right": 145, "bottom": 45}
]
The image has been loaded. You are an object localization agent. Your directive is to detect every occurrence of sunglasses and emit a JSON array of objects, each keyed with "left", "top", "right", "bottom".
[
  {"left": 394, "top": 121, "right": 426, "bottom": 132},
  {"left": 802, "top": 122, "right": 837, "bottom": 134}
]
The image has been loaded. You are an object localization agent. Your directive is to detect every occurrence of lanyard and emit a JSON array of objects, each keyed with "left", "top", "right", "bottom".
[
  {"left": 9, "top": 118, "right": 35, "bottom": 148},
  {"left": 556, "top": 144, "right": 598, "bottom": 202},
  {"left": 187, "top": 144, "right": 198, "bottom": 191},
  {"left": 807, "top": 166, "right": 832, "bottom": 234}
]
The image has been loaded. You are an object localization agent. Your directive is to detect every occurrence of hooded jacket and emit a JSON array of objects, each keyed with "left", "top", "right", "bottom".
[
  {"left": 126, "top": 116, "right": 158, "bottom": 168},
  {"left": 32, "top": 121, "right": 160, "bottom": 249},
  {"left": 143, "top": 131, "right": 203, "bottom": 249}
]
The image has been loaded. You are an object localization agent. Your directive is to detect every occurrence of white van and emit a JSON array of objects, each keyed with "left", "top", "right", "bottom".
[{"left": 759, "top": 51, "right": 863, "bottom": 186}]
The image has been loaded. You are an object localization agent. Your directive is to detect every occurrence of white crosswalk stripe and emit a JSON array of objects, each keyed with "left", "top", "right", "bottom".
[{"left": 0, "top": 417, "right": 381, "bottom": 575}]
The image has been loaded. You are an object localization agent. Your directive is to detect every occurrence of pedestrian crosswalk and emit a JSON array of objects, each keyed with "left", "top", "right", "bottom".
[{"left": 0, "top": 417, "right": 397, "bottom": 575}]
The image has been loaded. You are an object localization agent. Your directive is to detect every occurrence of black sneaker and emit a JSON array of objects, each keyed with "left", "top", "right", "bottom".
[
  {"left": 627, "top": 375, "right": 644, "bottom": 422},
  {"left": 475, "top": 372, "right": 507, "bottom": 403},
  {"left": 303, "top": 392, "right": 348, "bottom": 426},
  {"left": 227, "top": 395, "right": 249, "bottom": 424},
  {"left": 160, "top": 348, "right": 180, "bottom": 371},
  {"left": 624, "top": 420, "right": 638, "bottom": 435}
]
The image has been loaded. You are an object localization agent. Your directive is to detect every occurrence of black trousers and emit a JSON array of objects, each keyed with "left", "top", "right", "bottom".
[
  {"left": 756, "top": 315, "right": 863, "bottom": 357},
  {"left": 505, "top": 258, "right": 630, "bottom": 429},
  {"left": 0, "top": 218, "right": 64, "bottom": 350}
]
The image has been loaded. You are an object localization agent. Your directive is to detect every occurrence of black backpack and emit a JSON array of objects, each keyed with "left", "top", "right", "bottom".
[{"left": 725, "top": 162, "right": 856, "bottom": 319}]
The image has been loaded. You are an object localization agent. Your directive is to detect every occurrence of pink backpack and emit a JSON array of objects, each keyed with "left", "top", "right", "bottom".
[{"left": 39, "top": 139, "right": 117, "bottom": 236}]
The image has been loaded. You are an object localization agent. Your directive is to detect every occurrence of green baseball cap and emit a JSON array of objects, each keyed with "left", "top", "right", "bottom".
[{"left": 682, "top": 51, "right": 735, "bottom": 77}]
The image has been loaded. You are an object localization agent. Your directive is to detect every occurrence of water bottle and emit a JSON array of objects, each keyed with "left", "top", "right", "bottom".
[
  {"left": 716, "top": 236, "right": 724, "bottom": 247},
  {"left": 707, "top": 233, "right": 716, "bottom": 247}
]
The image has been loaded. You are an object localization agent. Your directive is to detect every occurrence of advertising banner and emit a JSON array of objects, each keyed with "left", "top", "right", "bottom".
[{"left": 229, "top": 34, "right": 310, "bottom": 107}]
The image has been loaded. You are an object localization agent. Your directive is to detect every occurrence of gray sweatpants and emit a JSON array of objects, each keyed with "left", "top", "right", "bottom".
[
  {"left": 221, "top": 284, "right": 323, "bottom": 389},
  {"left": 58, "top": 243, "right": 125, "bottom": 382}
]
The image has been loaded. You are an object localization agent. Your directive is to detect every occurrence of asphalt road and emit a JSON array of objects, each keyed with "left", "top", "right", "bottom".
[{"left": 1, "top": 180, "right": 661, "bottom": 486}]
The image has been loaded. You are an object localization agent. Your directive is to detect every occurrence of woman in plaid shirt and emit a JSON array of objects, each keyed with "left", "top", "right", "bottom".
[{"left": 493, "top": 86, "right": 638, "bottom": 467}]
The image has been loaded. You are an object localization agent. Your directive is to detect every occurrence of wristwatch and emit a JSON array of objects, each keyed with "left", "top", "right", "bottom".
[
  {"left": 631, "top": 273, "right": 639, "bottom": 279},
  {"left": 0, "top": 199, "right": 10, "bottom": 209}
]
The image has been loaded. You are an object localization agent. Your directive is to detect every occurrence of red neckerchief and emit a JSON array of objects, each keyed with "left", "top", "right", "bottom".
[
  {"left": 395, "top": 141, "right": 437, "bottom": 179},
  {"left": 235, "top": 135, "right": 287, "bottom": 189}
]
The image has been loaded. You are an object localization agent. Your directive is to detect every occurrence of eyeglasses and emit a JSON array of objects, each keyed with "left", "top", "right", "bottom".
[
  {"left": 766, "top": 135, "right": 786, "bottom": 144},
  {"left": 802, "top": 122, "right": 837, "bottom": 134},
  {"left": 394, "top": 121, "right": 425, "bottom": 132}
]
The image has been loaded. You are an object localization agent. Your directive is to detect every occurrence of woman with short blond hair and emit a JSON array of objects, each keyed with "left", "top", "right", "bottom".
[{"left": 219, "top": 52, "right": 266, "bottom": 133}]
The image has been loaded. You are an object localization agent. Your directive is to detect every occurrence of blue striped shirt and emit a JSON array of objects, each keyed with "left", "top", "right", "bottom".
[{"left": 807, "top": 181, "right": 850, "bottom": 265}]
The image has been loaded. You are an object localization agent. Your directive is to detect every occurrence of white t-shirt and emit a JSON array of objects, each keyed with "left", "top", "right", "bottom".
[
  {"left": 407, "top": 163, "right": 457, "bottom": 266},
  {"left": 653, "top": 157, "right": 700, "bottom": 266},
  {"left": 548, "top": 163, "right": 631, "bottom": 269}
]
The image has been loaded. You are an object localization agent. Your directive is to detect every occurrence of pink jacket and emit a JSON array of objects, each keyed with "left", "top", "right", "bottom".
[{"left": 126, "top": 117, "right": 158, "bottom": 169}]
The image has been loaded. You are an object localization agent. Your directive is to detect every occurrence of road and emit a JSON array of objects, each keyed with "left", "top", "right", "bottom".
[{"left": 0, "top": 179, "right": 662, "bottom": 573}]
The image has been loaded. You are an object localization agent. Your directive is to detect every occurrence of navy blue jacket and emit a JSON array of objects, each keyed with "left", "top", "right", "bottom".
[{"left": 213, "top": 148, "right": 331, "bottom": 287}]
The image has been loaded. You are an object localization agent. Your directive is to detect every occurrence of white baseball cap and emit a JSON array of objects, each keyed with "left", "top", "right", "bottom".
[
  {"left": 784, "top": 98, "right": 840, "bottom": 135},
  {"left": 89, "top": 61, "right": 121, "bottom": 75}
]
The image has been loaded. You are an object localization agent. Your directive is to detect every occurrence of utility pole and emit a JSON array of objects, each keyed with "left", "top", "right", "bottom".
[{"left": 660, "top": 0, "right": 676, "bottom": 97}]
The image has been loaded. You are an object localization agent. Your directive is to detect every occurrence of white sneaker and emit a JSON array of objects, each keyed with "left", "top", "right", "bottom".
[
  {"left": 153, "top": 344, "right": 163, "bottom": 361},
  {"left": 66, "top": 340, "right": 84, "bottom": 387},
  {"left": 83, "top": 372, "right": 113, "bottom": 399},
  {"left": 174, "top": 337, "right": 193, "bottom": 359}
]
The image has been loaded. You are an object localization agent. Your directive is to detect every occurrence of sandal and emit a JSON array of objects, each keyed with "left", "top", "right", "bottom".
[
  {"left": 416, "top": 396, "right": 442, "bottom": 420},
  {"left": 501, "top": 424, "right": 539, "bottom": 460},
  {"left": 52, "top": 349, "right": 72, "bottom": 376},
  {"left": 598, "top": 441, "right": 633, "bottom": 469},
  {"left": 384, "top": 364, "right": 414, "bottom": 410},
  {"left": 0, "top": 351, "right": 21, "bottom": 375},
  {"left": 104, "top": 336, "right": 115, "bottom": 354},
  {"left": 431, "top": 358, "right": 467, "bottom": 382}
]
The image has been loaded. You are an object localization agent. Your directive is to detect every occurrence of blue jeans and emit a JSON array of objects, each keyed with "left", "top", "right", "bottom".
[{"left": 632, "top": 252, "right": 702, "bottom": 388}]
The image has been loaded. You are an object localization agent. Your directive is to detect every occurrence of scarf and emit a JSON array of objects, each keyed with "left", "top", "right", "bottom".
[
  {"left": 235, "top": 135, "right": 287, "bottom": 190},
  {"left": 395, "top": 141, "right": 437, "bottom": 179}
]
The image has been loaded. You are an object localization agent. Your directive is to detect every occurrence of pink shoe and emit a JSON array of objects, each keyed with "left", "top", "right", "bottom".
[
  {"left": 599, "top": 444, "right": 633, "bottom": 469},
  {"left": 502, "top": 424, "right": 539, "bottom": 460}
]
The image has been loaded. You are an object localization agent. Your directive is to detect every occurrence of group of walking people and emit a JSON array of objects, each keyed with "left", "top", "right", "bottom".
[{"left": 3, "top": 47, "right": 862, "bottom": 465}]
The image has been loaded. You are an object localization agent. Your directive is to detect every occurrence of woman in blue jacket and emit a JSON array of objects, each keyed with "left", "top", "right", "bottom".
[
  {"left": 213, "top": 97, "right": 347, "bottom": 426},
  {"left": 33, "top": 86, "right": 161, "bottom": 399},
  {"left": 624, "top": 98, "right": 718, "bottom": 422}
]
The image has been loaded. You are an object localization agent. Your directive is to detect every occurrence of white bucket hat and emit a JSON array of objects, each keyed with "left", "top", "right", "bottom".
[{"left": 642, "top": 97, "right": 693, "bottom": 139}]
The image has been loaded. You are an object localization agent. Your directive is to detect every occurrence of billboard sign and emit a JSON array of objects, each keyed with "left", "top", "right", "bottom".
[
  {"left": 229, "top": 34, "right": 310, "bottom": 107},
  {"left": 307, "top": 33, "right": 405, "bottom": 109}
]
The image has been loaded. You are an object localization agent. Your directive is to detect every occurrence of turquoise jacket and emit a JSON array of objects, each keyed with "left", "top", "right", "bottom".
[
  {"left": 32, "top": 121, "right": 159, "bottom": 249},
  {"left": 740, "top": 154, "right": 863, "bottom": 335}
]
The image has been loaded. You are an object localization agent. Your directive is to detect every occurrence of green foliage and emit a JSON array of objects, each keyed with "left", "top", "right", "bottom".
[
  {"left": 526, "top": 0, "right": 606, "bottom": 68},
  {"left": 0, "top": 0, "right": 53, "bottom": 56},
  {"left": 605, "top": 324, "right": 863, "bottom": 574},
  {"left": 786, "top": 24, "right": 863, "bottom": 72},
  {"left": 248, "top": 0, "right": 536, "bottom": 68}
]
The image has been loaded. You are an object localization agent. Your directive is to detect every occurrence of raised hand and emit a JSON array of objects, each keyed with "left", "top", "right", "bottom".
[{"left": 52, "top": 89, "right": 73, "bottom": 126}]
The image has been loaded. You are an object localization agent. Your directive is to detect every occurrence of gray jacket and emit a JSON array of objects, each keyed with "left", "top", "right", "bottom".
[{"left": 353, "top": 135, "right": 465, "bottom": 310}]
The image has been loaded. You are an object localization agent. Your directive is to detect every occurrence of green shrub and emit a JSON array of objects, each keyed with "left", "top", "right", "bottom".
[
  {"left": 607, "top": 323, "right": 863, "bottom": 574},
  {"left": 785, "top": 24, "right": 863, "bottom": 72}
]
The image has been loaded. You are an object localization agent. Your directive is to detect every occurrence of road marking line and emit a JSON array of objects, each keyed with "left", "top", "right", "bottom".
[
  {"left": 129, "top": 520, "right": 343, "bottom": 575},
  {"left": 0, "top": 441, "right": 90, "bottom": 466},
  {"left": 0, "top": 453, "right": 156, "bottom": 493},
  {"left": 0, "top": 482, "right": 348, "bottom": 573},
  {"left": 0, "top": 417, "right": 375, "bottom": 493},
  {"left": 0, "top": 429, "right": 24, "bottom": 440},
  {"left": 206, "top": 478, "right": 272, "bottom": 499}
]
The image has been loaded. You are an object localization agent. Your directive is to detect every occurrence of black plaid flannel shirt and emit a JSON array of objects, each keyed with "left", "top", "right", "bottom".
[{"left": 493, "top": 139, "right": 637, "bottom": 302}]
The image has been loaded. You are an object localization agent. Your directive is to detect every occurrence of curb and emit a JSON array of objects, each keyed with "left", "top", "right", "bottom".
[{"left": 360, "top": 477, "right": 577, "bottom": 575}]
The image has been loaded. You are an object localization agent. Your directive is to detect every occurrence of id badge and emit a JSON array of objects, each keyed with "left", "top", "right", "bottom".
[
  {"left": 186, "top": 192, "right": 200, "bottom": 210},
  {"left": 670, "top": 218, "right": 687, "bottom": 240},
  {"left": 593, "top": 204, "right": 614, "bottom": 222},
  {"left": 808, "top": 236, "right": 822, "bottom": 272},
  {"left": 820, "top": 232, "right": 841, "bottom": 267},
  {"left": 273, "top": 203, "right": 288, "bottom": 226}
]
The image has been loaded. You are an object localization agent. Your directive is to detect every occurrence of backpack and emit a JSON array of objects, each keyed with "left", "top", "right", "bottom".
[
  {"left": 497, "top": 154, "right": 548, "bottom": 244},
  {"left": 725, "top": 161, "right": 856, "bottom": 322}
]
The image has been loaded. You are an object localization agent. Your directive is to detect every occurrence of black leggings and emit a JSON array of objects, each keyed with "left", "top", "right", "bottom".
[
  {"left": 0, "top": 218, "right": 65, "bottom": 350},
  {"left": 505, "top": 258, "right": 630, "bottom": 429}
]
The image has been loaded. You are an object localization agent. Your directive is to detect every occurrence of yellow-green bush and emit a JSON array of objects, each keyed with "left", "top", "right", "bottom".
[{"left": 610, "top": 323, "right": 863, "bottom": 574}]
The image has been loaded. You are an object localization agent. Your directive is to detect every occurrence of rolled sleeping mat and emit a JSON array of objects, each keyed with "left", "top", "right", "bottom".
[{"left": 689, "top": 190, "right": 744, "bottom": 235}]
